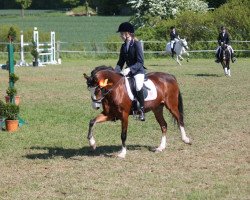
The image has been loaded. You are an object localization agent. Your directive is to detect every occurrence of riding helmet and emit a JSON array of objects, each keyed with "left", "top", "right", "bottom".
[{"left": 117, "top": 22, "right": 134, "bottom": 33}]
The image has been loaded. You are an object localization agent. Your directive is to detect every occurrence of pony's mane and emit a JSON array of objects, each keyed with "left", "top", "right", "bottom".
[{"left": 91, "top": 65, "right": 114, "bottom": 77}]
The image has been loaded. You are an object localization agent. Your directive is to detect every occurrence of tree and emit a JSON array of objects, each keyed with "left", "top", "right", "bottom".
[
  {"left": 15, "top": 0, "right": 32, "bottom": 18},
  {"left": 63, "top": 0, "right": 80, "bottom": 8},
  {"left": 127, "top": 0, "right": 208, "bottom": 28}
]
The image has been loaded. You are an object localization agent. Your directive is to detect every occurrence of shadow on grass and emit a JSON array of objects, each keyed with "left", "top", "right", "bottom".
[
  {"left": 188, "top": 73, "right": 222, "bottom": 77},
  {"left": 25, "top": 145, "right": 153, "bottom": 159}
]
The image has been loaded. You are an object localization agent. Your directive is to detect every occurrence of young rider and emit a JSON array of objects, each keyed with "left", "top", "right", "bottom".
[
  {"left": 115, "top": 22, "right": 146, "bottom": 121},
  {"left": 170, "top": 26, "right": 180, "bottom": 58},
  {"left": 215, "top": 26, "right": 236, "bottom": 63}
]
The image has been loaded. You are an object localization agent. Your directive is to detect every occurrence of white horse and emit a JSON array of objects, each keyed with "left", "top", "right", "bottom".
[{"left": 166, "top": 38, "right": 189, "bottom": 65}]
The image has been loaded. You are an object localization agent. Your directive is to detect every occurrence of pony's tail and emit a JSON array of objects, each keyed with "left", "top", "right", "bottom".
[{"left": 178, "top": 91, "right": 184, "bottom": 126}]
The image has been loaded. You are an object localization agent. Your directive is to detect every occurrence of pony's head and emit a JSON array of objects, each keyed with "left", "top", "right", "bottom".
[
  {"left": 180, "top": 38, "right": 189, "bottom": 50},
  {"left": 83, "top": 65, "right": 116, "bottom": 110}
]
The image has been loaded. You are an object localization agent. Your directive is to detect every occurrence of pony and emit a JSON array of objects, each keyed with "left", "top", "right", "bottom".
[
  {"left": 166, "top": 38, "right": 189, "bottom": 65},
  {"left": 83, "top": 66, "right": 191, "bottom": 158},
  {"left": 220, "top": 43, "right": 231, "bottom": 77}
]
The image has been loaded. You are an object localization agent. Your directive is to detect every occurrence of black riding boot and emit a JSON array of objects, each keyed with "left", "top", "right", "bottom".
[
  {"left": 231, "top": 52, "right": 236, "bottom": 63},
  {"left": 215, "top": 51, "right": 220, "bottom": 63},
  {"left": 137, "top": 89, "right": 145, "bottom": 121},
  {"left": 171, "top": 48, "right": 174, "bottom": 58}
]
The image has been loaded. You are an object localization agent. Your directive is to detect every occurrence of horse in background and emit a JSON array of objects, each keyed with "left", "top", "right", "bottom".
[
  {"left": 83, "top": 66, "right": 191, "bottom": 158},
  {"left": 166, "top": 38, "right": 189, "bottom": 65},
  {"left": 220, "top": 43, "right": 231, "bottom": 77}
]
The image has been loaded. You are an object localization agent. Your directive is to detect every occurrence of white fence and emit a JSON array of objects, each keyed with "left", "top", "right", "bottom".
[{"left": 0, "top": 40, "right": 250, "bottom": 57}]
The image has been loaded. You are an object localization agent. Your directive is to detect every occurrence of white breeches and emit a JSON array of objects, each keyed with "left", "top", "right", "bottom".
[
  {"left": 170, "top": 39, "right": 179, "bottom": 49},
  {"left": 134, "top": 74, "right": 145, "bottom": 91}
]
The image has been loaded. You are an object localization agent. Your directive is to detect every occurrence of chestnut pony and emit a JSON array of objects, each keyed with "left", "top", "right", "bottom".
[{"left": 83, "top": 66, "right": 191, "bottom": 158}]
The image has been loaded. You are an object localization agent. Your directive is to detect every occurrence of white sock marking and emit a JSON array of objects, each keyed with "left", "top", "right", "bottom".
[
  {"left": 156, "top": 136, "right": 166, "bottom": 152},
  {"left": 89, "top": 136, "right": 96, "bottom": 146},
  {"left": 180, "top": 126, "right": 190, "bottom": 144},
  {"left": 118, "top": 146, "right": 127, "bottom": 158}
]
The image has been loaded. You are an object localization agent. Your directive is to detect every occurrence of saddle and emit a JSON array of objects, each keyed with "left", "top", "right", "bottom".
[
  {"left": 124, "top": 76, "right": 157, "bottom": 115},
  {"left": 219, "top": 46, "right": 231, "bottom": 61}
]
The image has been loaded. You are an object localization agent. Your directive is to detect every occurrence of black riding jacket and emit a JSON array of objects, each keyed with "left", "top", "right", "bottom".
[
  {"left": 116, "top": 39, "right": 146, "bottom": 75},
  {"left": 218, "top": 32, "right": 230, "bottom": 45},
  {"left": 170, "top": 31, "right": 179, "bottom": 41}
]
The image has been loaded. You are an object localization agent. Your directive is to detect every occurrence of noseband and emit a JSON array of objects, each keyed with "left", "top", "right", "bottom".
[{"left": 89, "top": 85, "right": 111, "bottom": 103}]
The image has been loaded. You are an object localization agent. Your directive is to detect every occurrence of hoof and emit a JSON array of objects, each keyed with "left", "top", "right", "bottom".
[
  {"left": 154, "top": 147, "right": 165, "bottom": 152},
  {"left": 117, "top": 147, "right": 126, "bottom": 158},
  {"left": 183, "top": 138, "right": 192, "bottom": 145},
  {"left": 89, "top": 137, "right": 96, "bottom": 150},
  {"left": 91, "top": 143, "right": 97, "bottom": 150},
  {"left": 117, "top": 152, "right": 126, "bottom": 159}
]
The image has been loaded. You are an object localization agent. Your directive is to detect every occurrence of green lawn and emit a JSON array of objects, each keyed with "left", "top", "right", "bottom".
[
  {"left": 0, "top": 58, "right": 249, "bottom": 199},
  {"left": 0, "top": 10, "right": 129, "bottom": 42}
]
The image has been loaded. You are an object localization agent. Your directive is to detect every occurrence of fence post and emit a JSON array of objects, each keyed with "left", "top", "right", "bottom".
[{"left": 140, "top": 40, "right": 144, "bottom": 54}]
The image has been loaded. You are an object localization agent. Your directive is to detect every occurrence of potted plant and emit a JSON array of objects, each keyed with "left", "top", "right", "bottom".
[
  {"left": 5, "top": 73, "right": 20, "bottom": 105},
  {"left": 10, "top": 73, "right": 19, "bottom": 83},
  {"left": 7, "top": 27, "right": 16, "bottom": 43},
  {"left": 5, "top": 86, "right": 20, "bottom": 105},
  {"left": 3, "top": 103, "right": 20, "bottom": 132},
  {"left": 31, "top": 41, "right": 39, "bottom": 66}
]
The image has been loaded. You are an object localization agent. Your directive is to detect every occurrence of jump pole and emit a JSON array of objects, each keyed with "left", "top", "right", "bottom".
[{"left": 7, "top": 44, "right": 25, "bottom": 127}]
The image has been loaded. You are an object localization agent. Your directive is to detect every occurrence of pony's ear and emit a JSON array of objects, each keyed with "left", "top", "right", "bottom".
[{"left": 83, "top": 73, "right": 89, "bottom": 80}]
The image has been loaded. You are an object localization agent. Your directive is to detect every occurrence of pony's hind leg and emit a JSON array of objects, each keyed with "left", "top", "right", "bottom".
[
  {"left": 166, "top": 92, "right": 191, "bottom": 144},
  {"left": 153, "top": 105, "right": 168, "bottom": 152}
]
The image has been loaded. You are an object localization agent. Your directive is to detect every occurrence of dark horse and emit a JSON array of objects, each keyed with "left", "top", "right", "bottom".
[
  {"left": 83, "top": 66, "right": 191, "bottom": 158},
  {"left": 220, "top": 43, "right": 231, "bottom": 77}
]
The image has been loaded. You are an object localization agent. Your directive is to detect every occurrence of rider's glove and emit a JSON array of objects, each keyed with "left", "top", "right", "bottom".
[{"left": 121, "top": 68, "right": 130, "bottom": 76}]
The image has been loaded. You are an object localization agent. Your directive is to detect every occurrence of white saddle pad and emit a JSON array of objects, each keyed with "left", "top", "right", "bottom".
[
  {"left": 125, "top": 77, "right": 157, "bottom": 101},
  {"left": 166, "top": 42, "right": 171, "bottom": 53}
]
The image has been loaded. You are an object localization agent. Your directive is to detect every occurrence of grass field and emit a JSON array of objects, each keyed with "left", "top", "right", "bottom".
[
  {"left": 0, "top": 57, "right": 249, "bottom": 199},
  {"left": 0, "top": 10, "right": 129, "bottom": 42}
]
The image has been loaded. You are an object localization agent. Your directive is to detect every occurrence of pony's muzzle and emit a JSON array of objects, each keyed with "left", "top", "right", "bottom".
[{"left": 92, "top": 102, "right": 101, "bottom": 110}]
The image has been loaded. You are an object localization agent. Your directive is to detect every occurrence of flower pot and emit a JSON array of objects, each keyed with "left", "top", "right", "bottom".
[
  {"left": 5, "top": 120, "right": 19, "bottom": 132},
  {"left": 5, "top": 95, "right": 20, "bottom": 105}
]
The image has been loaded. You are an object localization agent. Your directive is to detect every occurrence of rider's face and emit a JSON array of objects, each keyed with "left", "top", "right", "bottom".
[{"left": 120, "top": 32, "right": 131, "bottom": 41}]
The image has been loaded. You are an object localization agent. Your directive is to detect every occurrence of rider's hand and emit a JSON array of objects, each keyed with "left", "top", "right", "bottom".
[{"left": 121, "top": 68, "right": 130, "bottom": 76}]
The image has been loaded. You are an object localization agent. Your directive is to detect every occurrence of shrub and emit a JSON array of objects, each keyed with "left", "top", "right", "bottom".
[{"left": 3, "top": 103, "right": 19, "bottom": 120}]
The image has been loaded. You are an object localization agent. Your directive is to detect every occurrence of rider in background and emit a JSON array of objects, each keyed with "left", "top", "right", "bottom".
[
  {"left": 215, "top": 26, "right": 236, "bottom": 63},
  {"left": 170, "top": 26, "right": 180, "bottom": 58},
  {"left": 115, "top": 22, "right": 146, "bottom": 121}
]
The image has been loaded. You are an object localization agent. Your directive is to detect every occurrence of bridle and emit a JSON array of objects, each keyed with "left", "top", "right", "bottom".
[{"left": 89, "top": 75, "right": 124, "bottom": 103}]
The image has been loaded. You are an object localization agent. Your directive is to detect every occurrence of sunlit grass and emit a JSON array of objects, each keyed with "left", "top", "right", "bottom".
[{"left": 0, "top": 58, "right": 249, "bottom": 199}]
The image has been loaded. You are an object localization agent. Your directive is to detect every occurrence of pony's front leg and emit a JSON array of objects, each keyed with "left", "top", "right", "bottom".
[
  {"left": 87, "top": 113, "right": 108, "bottom": 150},
  {"left": 176, "top": 56, "right": 182, "bottom": 65},
  {"left": 186, "top": 52, "right": 189, "bottom": 62},
  {"left": 118, "top": 113, "right": 129, "bottom": 158}
]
